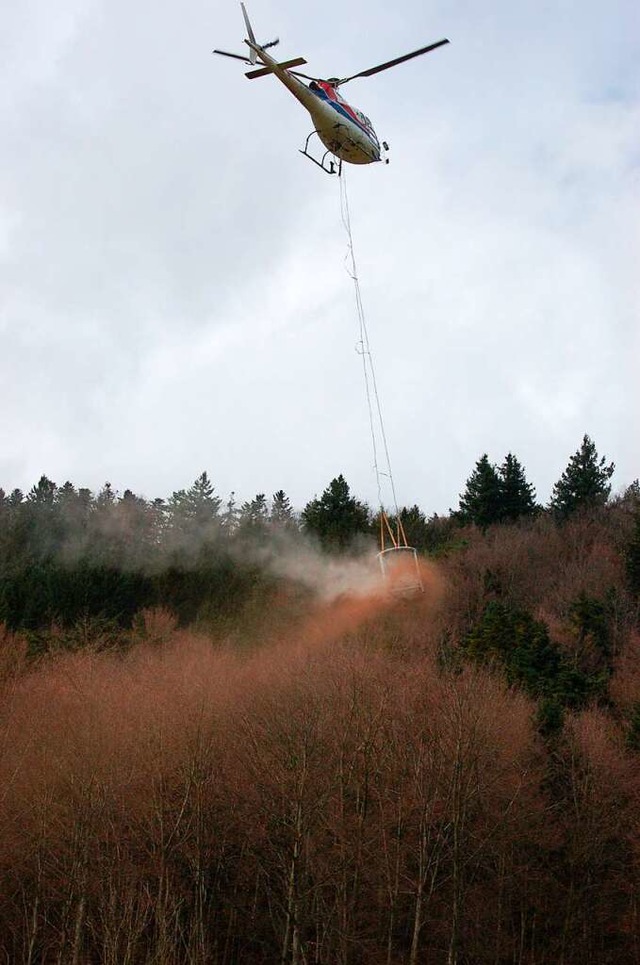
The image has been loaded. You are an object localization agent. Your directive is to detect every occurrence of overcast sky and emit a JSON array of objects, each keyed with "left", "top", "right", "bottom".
[{"left": 2, "top": 0, "right": 638, "bottom": 514}]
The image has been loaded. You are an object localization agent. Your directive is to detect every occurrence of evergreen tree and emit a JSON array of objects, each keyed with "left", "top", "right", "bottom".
[
  {"left": 167, "top": 472, "right": 223, "bottom": 561},
  {"left": 170, "top": 472, "right": 222, "bottom": 530},
  {"left": 499, "top": 453, "right": 537, "bottom": 521},
  {"left": 27, "top": 475, "right": 57, "bottom": 505},
  {"left": 0, "top": 491, "right": 7, "bottom": 561},
  {"left": 301, "top": 475, "right": 370, "bottom": 549},
  {"left": 239, "top": 493, "right": 268, "bottom": 525},
  {"left": 422, "top": 512, "right": 459, "bottom": 554},
  {"left": 220, "top": 492, "right": 239, "bottom": 537},
  {"left": 270, "top": 490, "right": 296, "bottom": 529},
  {"left": 96, "top": 481, "right": 117, "bottom": 507},
  {"left": 550, "top": 434, "right": 614, "bottom": 519},
  {"left": 464, "top": 601, "right": 559, "bottom": 693},
  {"left": 55, "top": 482, "right": 92, "bottom": 553},
  {"left": 456, "top": 455, "right": 502, "bottom": 529},
  {"left": 397, "top": 505, "right": 430, "bottom": 551},
  {"left": 377, "top": 505, "right": 450, "bottom": 553},
  {"left": 116, "top": 490, "right": 157, "bottom": 567},
  {"left": 269, "top": 489, "right": 299, "bottom": 535},
  {"left": 237, "top": 494, "right": 269, "bottom": 542},
  {"left": 187, "top": 472, "right": 222, "bottom": 523},
  {"left": 569, "top": 592, "right": 612, "bottom": 674},
  {"left": 148, "top": 497, "right": 168, "bottom": 545},
  {"left": 621, "top": 480, "right": 640, "bottom": 507},
  {"left": 57, "top": 481, "right": 75, "bottom": 497},
  {"left": 8, "top": 489, "right": 23, "bottom": 508},
  {"left": 87, "top": 482, "right": 122, "bottom": 566},
  {"left": 56, "top": 481, "right": 78, "bottom": 507},
  {"left": 23, "top": 476, "right": 62, "bottom": 558},
  {"left": 77, "top": 488, "right": 93, "bottom": 510},
  {"left": 464, "top": 601, "right": 597, "bottom": 708}
]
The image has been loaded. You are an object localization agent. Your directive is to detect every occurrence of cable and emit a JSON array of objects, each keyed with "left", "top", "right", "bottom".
[{"left": 339, "top": 170, "right": 401, "bottom": 527}]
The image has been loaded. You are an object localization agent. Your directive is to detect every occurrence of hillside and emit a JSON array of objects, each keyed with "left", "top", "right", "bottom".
[{"left": 0, "top": 469, "right": 639, "bottom": 962}]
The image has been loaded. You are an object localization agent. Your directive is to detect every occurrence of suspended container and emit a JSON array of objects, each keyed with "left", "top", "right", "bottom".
[{"left": 377, "top": 512, "right": 423, "bottom": 597}]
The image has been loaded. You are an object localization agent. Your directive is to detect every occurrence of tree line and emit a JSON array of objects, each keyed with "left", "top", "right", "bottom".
[
  {"left": 0, "top": 433, "right": 631, "bottom": 635},
  {"left": 456, "top": 434, "right": 616, "bottom": 529}
]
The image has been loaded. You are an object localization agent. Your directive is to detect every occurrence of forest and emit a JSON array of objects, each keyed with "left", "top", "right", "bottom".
[{"left": 1, "top": 434, "right": 640, "bottom": 963}]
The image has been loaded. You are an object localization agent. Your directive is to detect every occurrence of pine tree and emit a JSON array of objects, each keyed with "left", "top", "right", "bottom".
[
  {"left": 22, "top": 476, "right": 62, "bottom": 559},
  {"left": 170, "top": 472, "right": 222, "bottom": 529},
  {"left": 378, "top": 505, "right": 436, "bottom": 552},
  {"left": 96, "top": 481, "right": 117, "bottom": 507},
  {"left": 88, "top": 483, "right": 124, "bottom": 566},
  {"left": 456, "top": 455, "right": 502, "bottom": 529},
  {"left": 270, "top": 490, "right": 297, "bottom": 531},
  {"left": 465, "top": 601, "right": 561, "bottom": 697},
  {"left": 167, "top": 472, "right": 223, "bottom": 559},
  {"left": 55, "top": 482, "right": 92, "bottom": 548},
  {"left": 56, "top": 481, "right": 77, "bottom": 504},
  {"left": 550, "top": 435, "right": 615, "bottom": 519},
  {"left": 397, "top": 505, "right": 430, "bottom": 550},
  {"left": 239, "top": 493, "right": 267, "bottom": 523},
  {"left": 187, "top": 472, "right": 222, "bottom": 523},
  {"left": 148, "top": 497, "right": 168, "bottom": 547},
  {"left": 301, "top": 475, "right": 370, "bottom": 549},
  {"left": 27, "top": 475, "right": 57, "bottom": 505},
  {"left": 499, "top": 453, "right": 537, "bottom": 522},
  {"left": 116, "top": 490, "right": 157, "bottom": 566},
  {"left": 8, "top": 489, "right": 23, "bottom": 508},
  {"left": 622, "top": 480, "right": 640, "bottom": 507},
  {"left": 238, "top": 494, "right": 269, "bottom": 539},
  {"left": 220, "top": 492, "right": 239, "bottom": 537}
]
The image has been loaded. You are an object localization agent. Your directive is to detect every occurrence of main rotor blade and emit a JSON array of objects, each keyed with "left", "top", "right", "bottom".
[
  {"left": 337, "top": 38, "right": 449, "bottom": 85},
  {"left": 212, "top": 48, "right": 253, "bottom": 64},
  {"left": 290, "top": 70, "right": 318, "bottom": 82}
]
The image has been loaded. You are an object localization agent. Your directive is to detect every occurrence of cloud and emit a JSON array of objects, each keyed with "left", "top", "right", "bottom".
[{"left": 1, "top": 0, "right": 637, "bottom": 510}]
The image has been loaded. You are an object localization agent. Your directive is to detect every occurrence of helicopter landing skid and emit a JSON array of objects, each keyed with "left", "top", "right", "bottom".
[{"left": 299, "top": 131, "right": 342, "bottom": 176}]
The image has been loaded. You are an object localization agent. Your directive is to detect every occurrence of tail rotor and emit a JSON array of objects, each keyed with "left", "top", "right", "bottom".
[{"left": 213, "top": 5, "right": 279, "bottom": 67}]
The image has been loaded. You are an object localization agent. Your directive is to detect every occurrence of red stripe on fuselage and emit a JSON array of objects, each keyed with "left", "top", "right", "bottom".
[{"left": 315, "top": 81, "right": 363, "bottom": 127}]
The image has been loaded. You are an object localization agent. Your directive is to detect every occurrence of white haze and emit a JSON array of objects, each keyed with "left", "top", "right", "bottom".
[{"left": 256, "top": 537, "right": 383, "bottom": 601}]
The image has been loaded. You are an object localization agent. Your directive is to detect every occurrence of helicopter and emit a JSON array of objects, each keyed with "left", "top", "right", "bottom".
[{"left": 213, "top": 4, "right": 449, "bottom": 175}]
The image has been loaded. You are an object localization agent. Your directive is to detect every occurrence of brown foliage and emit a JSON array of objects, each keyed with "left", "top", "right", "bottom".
[
  {"left": 0, "top": 530, "right": 638, "bottom": 963},
  {"left": 610, "top": 630, "right": 640, "bottom": 713},
  {"left": 0, "top": 623, "right": 28, "bottom": 684},
  {"left": 438, "top": 511, "right": 634, "bottom": 669}
]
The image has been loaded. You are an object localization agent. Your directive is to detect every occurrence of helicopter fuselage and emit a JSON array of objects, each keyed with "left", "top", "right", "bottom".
[{"left": 247, "top": 41, "right": 382, "bottom": 165}]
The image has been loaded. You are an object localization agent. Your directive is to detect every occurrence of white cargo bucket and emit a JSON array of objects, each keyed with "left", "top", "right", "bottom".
[{"left": 377, "top": 546, "right": 423, "bottom": 597}]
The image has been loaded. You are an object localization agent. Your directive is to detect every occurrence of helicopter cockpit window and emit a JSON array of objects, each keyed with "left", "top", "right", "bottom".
[{"left": 355, "top": 109, "right": 372, "bottom": 129}]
